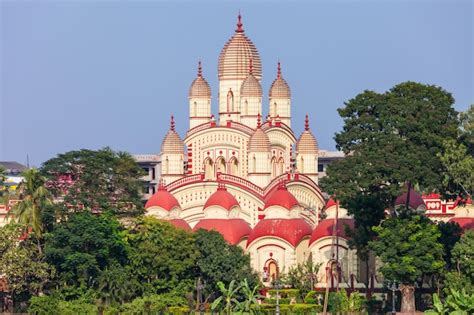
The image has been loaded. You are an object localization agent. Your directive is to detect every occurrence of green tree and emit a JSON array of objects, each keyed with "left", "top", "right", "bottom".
[
  {"left": 126, "top": 217, "right": 198, "bottom": 296},
  {"left": 449, "top": 230, "right": 474, "bottom": 289},
  {"left": 40, "top": 148, "right": 144, "bottom": 215},
  {"left": 437, "top": 221, "right": 462, "bottom": 271},
  {"left": 0, "top": 224, "right": 54, "bottom": 308},
  {"left": 97, "top": 262, "right": 134, "bottom": 306},
  {"left": 211, "top": 280, "right": 241, "bottom": 315},
  {"left": 238, "top": 278, "right": 262, "bottom": 314},
  {"left": 283, "top": 253, "right": 321, "bottom": 299},
  {"left": 8, "top": 168, "right": 53, "bottom": 253},
  {"left": 44, "top": 212, "right": 127, "bottom": 288},
  {"left": 194, "top": 229, "right": 259, "bottom": 297},
  {"left": 459, "top": 104, "right": 473, "bottom": 153},
  {"left": 369, "top": 215, "right": 445, "bottom": 313}
]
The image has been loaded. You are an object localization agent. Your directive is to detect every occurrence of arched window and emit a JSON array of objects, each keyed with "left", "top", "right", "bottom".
[
  {"left": 271, "top": 157, "right": 277, "bottom": 178},
  {"left": 193, "top": 102, "right": 197, "bottom": 116},
  {"left": 227, "top": 89, "right": 234, "bottom": 112},
  {"left": 229, "top": 157, "right": 239, "bottom": 175},
  {"left": 252, "top": 155, "right": 257, "bottom": 173},
  {"left": 204, "top": 158, "right": 214, "bottom": 180},
  {"left": 300, "top": 157, "right": 304, "bottom": 173},
  {"left": 272, "top": 102, "right": 278, "bottom": 117},
  {"left": 164, "top": 157, "right": 169, "bottom": 174},
  {"left": 277, "top": 157, "right": 285, "bottom": 176},
  {"left": 216, "top": 157, "right": 226, "bottom": 174},
  {"left": 244, "top": 100, "right": 248, "bottom": 115}
]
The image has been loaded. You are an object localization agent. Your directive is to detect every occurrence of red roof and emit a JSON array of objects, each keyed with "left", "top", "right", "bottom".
[
  {"left": 309, "top": 218, "right": 355, "bottom": 245},
  {"left": 264, "top": 185, "right": 299, "bottom": 210},
  {"left": 448, "top": 217, "right": 474, "bottom": 230},
  {"left": 325, "top": 198, "right": 338, "bottom": 209},
  {"left": 247, "top": 218, "right": 312, "bottom": 247},
  {"left": 193, "top": 218, "right": 251, "bottom": 245},
  {"left": 395, "top": 189, "right": 425, "bottom": 210},
  {"left": 204, "top": 186, "right": 240, "bottom": 210},
  {"left": 169, "top": 219, "right": 191, "bottom": 231},
  {"left": 145, "top": 187, "right": 180, "bottom": 211}
]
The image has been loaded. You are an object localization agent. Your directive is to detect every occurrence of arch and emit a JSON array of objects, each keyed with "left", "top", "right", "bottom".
[
  {"left": 266, "top": 259, "right": 279, "bottom": 281},
  {"left": 204, "top": 158, "right": 214, "bottom": 180},
  {"left": 277, "top": 157, "right": 284, "bottom": 177},
  {"left": 271, "top": 157, "right": 277, "bottom": 178},
  {"left": 299, "top": 156, "right": 304, "bottom": 173},
  {"left": 192, "top": 101, "right": 197, "bottom": 116},
  {"left": 164, "top": 157, "right": 169, "bottom": 174},
  {"left": 244, "top": 100, "right": 248, "bottom": 115},
  {"left": 272, "top": 102, "right": 277, "bottom": 117},
  {"left": 252, "top": 155, "right": 257, "bottom": 173},
  {"left": 229, "top": 157, "right": 239, "bottom": 176},
  {"left": 227, "top": 89, "right": 234, "bottom": 112},
  {"left": 216, "top": 157, "right": 226, "bottom": 174}
]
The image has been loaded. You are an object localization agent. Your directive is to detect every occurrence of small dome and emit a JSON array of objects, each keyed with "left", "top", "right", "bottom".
[
  {"left": 193, "top": 218, "right": 252, "bottom": 245},
  {"left": 204, "top": 185, "right": 240, "bottom": 211},
  {"left": 218, "top": 14, "right": 262, "bottom": 81},
  {"left": 309, "top": 218, "right": 354, "bottom": 245},
  {"left": 264, "top": 185, "right": 299, "bottom": 210},
  {"left": 145, "top": 185, "right": 181, "bottom": 211},
  {"left": 189, "top": 61, "right": 211, "bottom": 99},
  {"left": 240, "top": 74, "right": 262, "bottom": 97},
  {"left": 269, "top": 62, "right": 290, "bottom": 99},
  {"left": 161, "top": 116, "right": 184, "bottom": 154},
  {"left": 247, "top": 218, "right": 312, "bottom": 247},
  {"left": 448, "top": 217, "right": 474, "bottom": 230},
  {"left": 169, "top": 219, "right": 191, "bottom": 231},
  {"left": 297, "top": 115, "right": 318, "bottom": 154},
  {"left": 395, "top": 189, "right": 425, "bottom": 211},
  {"left": 248, "top": 115, "right": 270, "bottom": 152}
]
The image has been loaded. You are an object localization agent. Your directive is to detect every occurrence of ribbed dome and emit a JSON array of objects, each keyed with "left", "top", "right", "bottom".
[
  {"left": 297, "top": 115, "right": 318, "bottom": 154},
  {"left": 218, "top": 14, "right": 262, "bottom": 81},
  {"left": 264, "top": 185, "right": 299, "bottom": 210},
  {"left": 249, "top": 127, "right": 270, "bottom": 152},
  {"left": 145, "top": 185, "right": 181, "bottom": 211},
  {"left": 194, "top": 218, "right": 252, "bottom": 245},
  {"left": 161, "top": 116, "right": 184, "bottom": 154},
  {"left": 204, "top": 185, "right": 240, "bottom": 211},
  {"left": 240, "top": 74, "right": 262, "bottom": 97},
  {"left": 269, "top": 62, "right": 291, "bottom": 98},
  {"left": 247, "top": 218, "right": 312, "bottom": 247},
  {"left": 189, "top": 61, "right": 211, "bottom": 99},
  {"left": 309, "top": 218, "right": 354, "bottom": 245}
]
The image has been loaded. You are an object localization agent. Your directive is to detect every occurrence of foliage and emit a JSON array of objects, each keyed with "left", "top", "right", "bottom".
[
  {"left": 8, "top": 168, "right": 52, "bottom": 240},
  {"left": 28, "top": 295, "right": 59, "bottom": 315},
  {"left": 0, "top": 224, "right": 54, "bottom": 299},
  {"left": 238, "top": 278, "right": 263, "bottom": 313},
  {"left": 194, "top": 228, "right": 259, "bottom": 296},
  {"left": 370, "top": 214, "right": 445, "bottom": 284},
  {"left": 97, "top": 262, "right": 135, "bottom": 306},
  {"left": 211, "top": 280, "right": 241, "bottom": 315},
  {"left": 448, "top": 230, "right": 474, "bottom": 289},
  {"left": 44, "top": 211, "right": 127, "bottom": 288},
  {"left": 268, "top": 288, "right": 300, "bottom": 299},
  {"left": 304, "top": 290, "right": 323, "bottom": 305},
  {"left": 40, "top": 147, "right": 144, "bottom": 215},
  {"left": 459, "top": 104, "right": 473, "bottom": 154},
  {"left": 437, "top": 221, "right": 462, "bottom": 270},
  {"left": 282, "top": 253, "right": 321, "bottom": 299},
  {"left": 126, "top": 217, "right": 198, "bottom": 296},
  {"left": 425, "top": 289, "right": 474, "bottom": 315},
  {"left": 119, "top": 293, "right": 187, "bottom": 314},
  {"left": 335, "top": 288, "right": 365, "bottom": 313}
]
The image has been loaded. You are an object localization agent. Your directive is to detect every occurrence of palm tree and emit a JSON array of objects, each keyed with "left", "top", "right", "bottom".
[
  {"left": 8, "top": 168, "right": 52, "bottom": 252},
  {"left": 211, "top": 280, "right": 241, "bottom": 315},
  {"left": 239, "top": 279, "right": 262, "bottom": 314}
]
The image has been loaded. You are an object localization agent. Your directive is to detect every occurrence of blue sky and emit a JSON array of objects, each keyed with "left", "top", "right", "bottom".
[{"left": 1, "top": 0, "right": 472, "bottom": 166}]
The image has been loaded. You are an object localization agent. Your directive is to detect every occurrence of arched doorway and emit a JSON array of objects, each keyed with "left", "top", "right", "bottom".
[{"left": 267, "top": 259, "right": 279, "bottom": 282}]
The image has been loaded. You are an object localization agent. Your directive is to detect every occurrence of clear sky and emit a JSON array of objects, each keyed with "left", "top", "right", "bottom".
[{"left": 1, "top": 0, "right": 472, "bottom": 167}]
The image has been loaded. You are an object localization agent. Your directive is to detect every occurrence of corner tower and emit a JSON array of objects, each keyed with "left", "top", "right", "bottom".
[
  {"left": 269, "top": 62, "right": 291, "bottom": 127},
  {"left": 218, "top": 14, "right": 262, "bottom": 125},
  {"left": 189, "top": 61, "right": 212, "bottom": 129}
]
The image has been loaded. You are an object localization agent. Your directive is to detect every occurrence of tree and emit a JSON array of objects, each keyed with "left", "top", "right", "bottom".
[
  {"left": 40, "top": 148, "right": 144, "bottom": 215},
  {"left": 459, "top": 104, "right": 473, "bottom": 154},
  {"left": 369, "top": 215, "right": 445, "bottom": 313},
  {"left": 126, "top": 217, "right": 199, "bottom": 296},
  {"left": 44, "top": 212, "right": 127, "bottom": 288},
  {"left": 283, "top": 253, "right": 321, "bottom": 299},
  {"left": 210, "top": 280, "right": 241, "bottom": 315},
  {"left": 449, "top": 230, "right": 474, "bottom": 289},
  {"left": 97, "top": 262, "right": 134, "bottom": 306},
  {"left": 194, "top": 229, "right": 259, "bottom": 297},
  {"left": 238, "top": 278, "right": 262, "bottom": 314},
  {"left": 0, "top": 224, "right": 54, "bottom": 309},
  {"left": 437, "top": 221, "right": 462, "bottom": 271},
  {"left": 8, "top": 168, "right": 53, "bottom": 253}
]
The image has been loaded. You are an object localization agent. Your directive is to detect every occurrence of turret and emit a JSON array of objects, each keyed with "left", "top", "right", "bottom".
[
  {"left": 240, "top": 58, "right": 263, "bottom": 128},
  {"left": 247, "top": 114, "right": 271, "bottom": 187},
  {"left": 296, "top": 115, "right": 319, "bottom": 183},
  {"left": 161, "top": 116, "right": 185, "bottom": 184},
  {"left": 269, "top": 62, "right": 291, "bottom": 127},
  {"left": 189, "top": 61, "right": 212, "bottom": 129}
]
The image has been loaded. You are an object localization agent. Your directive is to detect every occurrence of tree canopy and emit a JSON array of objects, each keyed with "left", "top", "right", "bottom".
[{"left": 40, "top": 148, "right": 144, "bottom": 215}]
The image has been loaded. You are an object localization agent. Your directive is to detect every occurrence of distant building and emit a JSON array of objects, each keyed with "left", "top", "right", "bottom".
[
  {"left": 133, "top": 155, "right": 161, "bottom": 202},
  {"left": 0, "top": 161, "right": 26, "bottom": 227},
  {"left": 317, "top": 150, "right": 345, "bottom": 178}
]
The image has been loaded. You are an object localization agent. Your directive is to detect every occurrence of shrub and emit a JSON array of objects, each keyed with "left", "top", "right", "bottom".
[
  {"left": 268, "top": 288, "right": 300, "bottom": 298},
  {"left": 28, "top": 296, "right": 60, "bottom": 315},
  {"left": 57, "top": 300, "right": 98, "bottom": 315},
  {"left": 264, "top": 297, "right": 291, "bottom": 305},
  {"left": 304, "top": 291, "right": 323, "bottom": 304},
  {"left": 168, "top": 306, "right": 191, "bottom": 315}
]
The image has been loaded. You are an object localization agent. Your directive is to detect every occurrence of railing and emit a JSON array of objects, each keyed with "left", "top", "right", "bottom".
[
  {"left": 166, "top": 174, "right": 204, "bottom": 192},
  {"left": 218, "top": 173, "right": 265, "bottom": 196}
]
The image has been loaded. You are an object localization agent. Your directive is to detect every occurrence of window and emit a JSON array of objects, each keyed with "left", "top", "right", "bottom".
[
  {"left": 151, "top": 167, "right": 156, "bottom": 180},
  {"left": 318, "top": 164, "right": 324, "bottom": 172}
]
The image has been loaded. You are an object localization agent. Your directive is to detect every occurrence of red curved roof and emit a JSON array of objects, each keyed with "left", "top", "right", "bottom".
[
  {"left": 247, "top": 218, "right": 312, "bottom": 247},
  {"left": 325, "top": 198, "right": 338, "bottom": 209},
  {"left": 395, "top": 189, "right": 425, "bottom": 210},
  {"left": 309, "top": 218, "right": 355, "bottom": 245},
  {"left": 145, "top": 187, "right": 180, "bottom": 211},
  {"left": 193, "top": 218, "right": 251, "bottom": 245},
  {"left": 448, "top": 217, "right": 474, "bottom": 230},
  {"left": 264, "top": 185, "right": 299, "bottom": 210},
  {"left": 204, "top": 186, "right": 240, "bottom": 211},
  {"left": 169, "top": 219, "right": 191, "bottom": 231}
]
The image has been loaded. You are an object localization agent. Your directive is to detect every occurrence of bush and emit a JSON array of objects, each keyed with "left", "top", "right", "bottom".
[
  {"left": 264, "top": 297, "right": 291, "bottom": 305},
  {"left": 168, "top": 306, "right": 191, "bottom": 315},
  {"left": 268, "top": 288, "right": 300, "bottom": 298},
  {"left": 304, "top": 291, "right": 323, "bottom": 304},
  {"left": 28, "top": 296, "right": 60, "bottom": 315},
  {"left": 57, "top": 300, "right": 98, "bottom": 314}
]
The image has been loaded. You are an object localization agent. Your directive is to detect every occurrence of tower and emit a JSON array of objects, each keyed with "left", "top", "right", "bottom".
[
  {"left": 240, "top": 58, "right": 263, "bottom": 128},
  {"left": 296, "top": 115, "right": 319, "bottom": 183},
  {"left": 189, "top": 61, "right": 212, "bottom": 129},
  {"left": 269, "top": 62, "right": 291, "bottom": 127},
  {"left": 247, "top": 115, "right": 272, "bottom": 187},
  {"left": 218, "top": 14, "right": 262, "bottom": 125},
  {"left": 160, "top": 116, "right": 185, "bottom": 184}
]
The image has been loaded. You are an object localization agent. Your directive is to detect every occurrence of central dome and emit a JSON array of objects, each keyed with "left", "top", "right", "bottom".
[{"left": 218, "top": 14, "right": 262, "bottom": 81}]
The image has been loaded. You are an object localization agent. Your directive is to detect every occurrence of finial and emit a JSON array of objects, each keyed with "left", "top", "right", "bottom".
[
  {"left": 170, "top": 115, "right": 175, "bottom": 131},
  {"left": 257, "top": 113, "right": 261, "bottom": 128},
  {"left": 197, "top": 60, "right": 202, "bottom": 77},
  {"left": 249, "top": 57, "right": 253, "bottom": 75},
  {"left": 236, "top": 12, "right": 244, "bottom": 32},
  {"left": 277, "top": 61, "right": 282, "bottom": 79},
  {"left": 305, "top": 114, "right": 309, "bottom": 131},
  {"left": 158, "top": 178, "right": 166, "bottom": 190}
]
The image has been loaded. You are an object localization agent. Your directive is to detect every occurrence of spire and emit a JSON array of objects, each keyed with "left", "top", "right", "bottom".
[
  {"left": 249, "top": 57, "right": 253, "bottom": 75},
  {"left": 257, "top": 113, "right": 262, "bottom": 128},
  {"left": 236, "top": 12, "right": 244, "bottom": 33},
  {"left": 197, "top": 60, "right": 202, "bottom": 77},
  {"left": 170, "top": 115, "right": 175, "bottom": 131},
  {"left": 277, "top": 61, "right": 282, "bottom": 79},
  {"left": 305, "top": 114, "right": 309, "bottom": 131}
]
